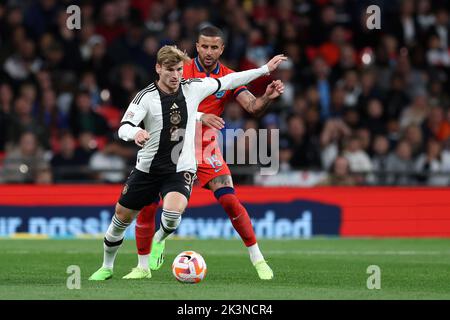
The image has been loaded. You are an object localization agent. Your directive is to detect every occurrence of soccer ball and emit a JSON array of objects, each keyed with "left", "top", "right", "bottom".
[{"left": 172, "top": 251, "right": 207, "bottom": 284}]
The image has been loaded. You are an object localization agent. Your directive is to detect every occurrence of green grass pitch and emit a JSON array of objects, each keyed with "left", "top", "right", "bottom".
[{"left": 0, "top": 238, "right": 449, "bottom": 300}]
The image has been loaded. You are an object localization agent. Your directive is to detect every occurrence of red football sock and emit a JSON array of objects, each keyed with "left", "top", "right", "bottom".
[
  {"left": 217, "top": 193, "right": 257, "bottom": 247},
  {"left": 135, "top": 202, "right": 158, "bottom": 255}
]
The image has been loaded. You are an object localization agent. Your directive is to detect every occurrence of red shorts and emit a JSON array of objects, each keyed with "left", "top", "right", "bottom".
[{"left": 196, "top": 140, "right": 231, "bottom": 188}]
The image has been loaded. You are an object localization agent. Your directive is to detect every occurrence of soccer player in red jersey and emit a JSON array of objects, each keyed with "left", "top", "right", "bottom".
[{"left": 126, "top": 26, "right": 284, "bottom": 280}]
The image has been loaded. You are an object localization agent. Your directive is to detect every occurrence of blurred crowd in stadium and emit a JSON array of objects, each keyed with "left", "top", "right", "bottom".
[{"left": 0, "top": 0, "right": 450, "bottom": 186}]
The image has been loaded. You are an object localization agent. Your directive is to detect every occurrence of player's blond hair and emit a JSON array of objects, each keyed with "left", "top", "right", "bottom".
[{"left": 157, "top": 45, "right": 190, "bottom": 67}]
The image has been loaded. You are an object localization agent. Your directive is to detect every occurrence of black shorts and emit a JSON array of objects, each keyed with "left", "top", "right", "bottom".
[{"left": 118, "top": 168, "right": 196, "bottom": 211}]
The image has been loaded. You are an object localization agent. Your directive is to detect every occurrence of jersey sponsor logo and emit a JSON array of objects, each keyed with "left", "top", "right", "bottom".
[{"left": 215, "top": 90, "right": 226, "bottom": 99}]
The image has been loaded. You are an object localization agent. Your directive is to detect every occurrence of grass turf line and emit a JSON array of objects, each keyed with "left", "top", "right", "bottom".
[{"left": 0, "top": 238, "right": 449, "bottom": 300}]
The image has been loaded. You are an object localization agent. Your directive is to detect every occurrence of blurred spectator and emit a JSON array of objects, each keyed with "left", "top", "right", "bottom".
[
  {"left": 7, "top": 95, "right": 49, "bottom": 149},
  {"left": 417, "top": 0, "right": 435, "bottom": 30},
  {"left": 385, "top": 140, "right": 416, "bottom": 185},
  {"left": 38, "top": 88, "right": 69, "bottom": 137},
  {"left": 69, "top": 89, "right": 110, "bottom": 137},
  {"left": 428, "top": 79, "right": 450, "bottom": 108},
  {"left": 388, "top": 0, "right": 420, "bottom": 48},
  {"left": 109, "top": 63, "right": 147, "bottom": 109},
  {"left": 342, "top": 135, "right": 372, "bottom": 184},
  {"left": 415, "top": 138, "right": 450, "bottom": 186},
  {"left": 0, "top": 83, "right": 14, "bottom": 152},
  {"left": 34, "top": 167, "right": 53, "bottom": 184},
  {"left": 278, "top": 136, "right": 293, "bottom": 172},
  {"left": 422, "top": 106, "right": 447, "bottom": 142},
  {"left": 370, "top": 135, "right": 391, "bottom": 185},
  {"left": 95, "top": 1, "right": 126, "bottom": 45},
  {"left": 319, "top": 156, "right": 357, "bottom": 186},
  {"left": 399, "top": 92, "right": 430, "bottom": 129},
  {"left": 287, "top": 115, "right": 321, "bottom": 169},
  {"left": 3, "top": 37, "right": 42, "bottom": 80},
  {"left": 426, "top": 33, "right": 450, "bottom": 67},
  {"left": 362, "top": 98, "right": 387, "bottom": 136},
  {"left": 89, "top": 140, "right": 128, "bottom": 183},
  {"left": 81, "top": 34, "right": 113, "bottom": 88},
  {"left": 50, "top": 132, "right": 91, "bottom": 182},
  {"left": 427, "top": 7, "right": 450, "bottom": 51},
  {"left": 2, "top": 132, "right": 49, "bottom": 183},
  {"left": 357, "top": 69, "right": 381, "bottom": 110},
  {"left": 320, "top": 118, "right": 351, "bottom": 170},
  {"left": 341, "top": 70, "right": 361, "bottom": 108},
  {"left": 23, "top": 0, "right": 61, "bottom": 39},
  {"left": 384, "top": 73, "right": 410, "bottom": 121},
  {"left": 403, "top": 124, "right": 425, "bottom": 159}
]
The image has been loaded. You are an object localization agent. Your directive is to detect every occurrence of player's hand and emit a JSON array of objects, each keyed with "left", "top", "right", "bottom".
[
  {"left": 200, "top": 114, "right": 225, "bottom": 130},
  {"left": 134, "top": 129, "right": 150, "bottom": 147},
  {"left": 266, "top": 54, "right": 288, "bottom": 73},
  {"left": 265, "top": 80, "right": 285, "bottom": 100}
]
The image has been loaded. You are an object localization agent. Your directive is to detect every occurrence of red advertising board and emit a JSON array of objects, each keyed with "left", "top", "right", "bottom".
[{"left": 1, "top": 185, "right": 449, "bottom": 237}]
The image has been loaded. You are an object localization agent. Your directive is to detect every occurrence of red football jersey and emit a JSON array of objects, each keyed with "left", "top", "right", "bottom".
[{"left": 183, "top": 57, "right": 248, "bottom": 117}]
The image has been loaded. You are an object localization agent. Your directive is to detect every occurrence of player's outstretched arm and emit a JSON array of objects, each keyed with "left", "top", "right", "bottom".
[
  {"left": 236, "top": 80, "right": 285, "bottom": 117},
  {"left": 216, "top": 54, "right": 287, "bottom": 92}
]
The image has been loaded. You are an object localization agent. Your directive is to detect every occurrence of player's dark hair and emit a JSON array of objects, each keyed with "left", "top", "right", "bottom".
[{"left": 197, "top": 25, "right": 224, "bottom": 41}]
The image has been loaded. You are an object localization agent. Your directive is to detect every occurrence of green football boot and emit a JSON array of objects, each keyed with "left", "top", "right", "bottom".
[
  {"left": 253, "top": 260, "right": 274, "bottom": 280},
  {"left": 149, "top": 240, "right": 165, "bottom": 271},
  {"left": 122, "top": 267, "right": 152, "bottom": 279},
  {"left": 88, "top": 267, "right": 113, "bottom": 281}
]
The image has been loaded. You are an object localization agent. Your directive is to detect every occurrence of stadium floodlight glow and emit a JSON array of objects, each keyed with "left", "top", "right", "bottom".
[
  {"left": 362, "top": 53, "right": 372, "bottom": 65},
  {"left": 100, "top": 89, "right": 110, "bottom": 101}
]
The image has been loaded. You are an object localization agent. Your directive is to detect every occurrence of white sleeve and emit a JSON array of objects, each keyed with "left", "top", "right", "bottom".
[
  {"left": 189, "top": 65, "right": 270, "bottom": 101},
  {"left": 118, "top": 123, "right": 141, "bottom": 141},
  {"left": 196, "top": 112, "right": 204, "bottom": 121},
  {"left": 118, "top": 93, "right": 149, "bottom": 141},
  {"left": 216, "top": 64, "right": 269, "bottom": 92}
]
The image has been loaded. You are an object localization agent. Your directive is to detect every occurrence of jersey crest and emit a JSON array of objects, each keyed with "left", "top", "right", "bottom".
[{"left": 215, "top": 90, "right": 226, "bottom": 99}]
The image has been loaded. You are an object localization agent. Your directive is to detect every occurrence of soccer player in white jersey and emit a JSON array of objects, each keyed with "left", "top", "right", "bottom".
[{"left": 88, "top": 45, "right": 286, "bottom": 280}]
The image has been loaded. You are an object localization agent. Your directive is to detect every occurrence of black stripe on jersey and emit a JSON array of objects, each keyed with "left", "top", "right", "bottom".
[
  {"left": 133, "top": 86, "right": 156, "bottom": 104},
  {"left": 120, "top": 121, "right": 137, "bottom": 127},
  {"left": 181, "top": 78, "right": 202, "bottom": 84},
  {"left": 132, "top": 84, "right": 156, "bottom": 104},
  {"left": 212, "top": 78, "right": 221, "bottom": 95}
]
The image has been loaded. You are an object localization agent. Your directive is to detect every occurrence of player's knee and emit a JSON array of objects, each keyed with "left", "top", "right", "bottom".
[
  {"left": 163, "top": 192, "right": 187, "bottom": 213},
  {"left": 209, "top": 175, "right": 233, "bottom": 191},
  {"left": 115, "top": 203, "right": 137, "bottom": 223},
  {"left": 163, "top": 200, "right": 185, "bottom": 213}
]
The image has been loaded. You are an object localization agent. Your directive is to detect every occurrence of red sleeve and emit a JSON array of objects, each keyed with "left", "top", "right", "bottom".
[{"left": 233, "top": 86, "right": 248, "bottom": 98}]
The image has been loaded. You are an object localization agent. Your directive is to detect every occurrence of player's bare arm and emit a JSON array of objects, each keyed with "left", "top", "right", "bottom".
[
  {"left": 236, "top": 80, "right": 285, "bottom": 117},
  {"left": 266, "top": 54, "right": 287, "bottom": 72},
  {"left": 200, "top": 113, "right": 225, "bottom": 130}
]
